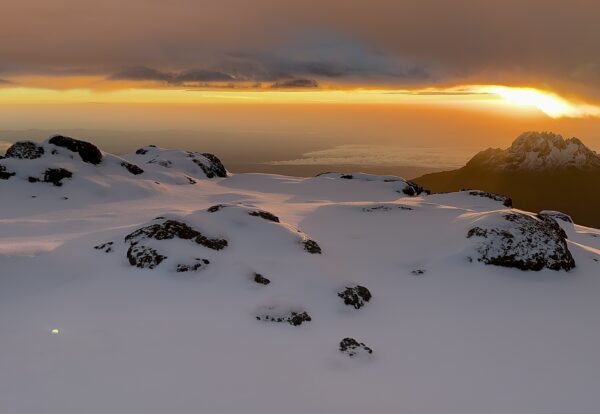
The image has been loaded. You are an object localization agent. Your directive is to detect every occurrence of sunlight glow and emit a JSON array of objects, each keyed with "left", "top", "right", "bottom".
[
  {"left": 1, "top": 79, "right": 600, "bottom": 119},
  {"left": 476, "top": 85, "right": 600, "bottom": 118}
]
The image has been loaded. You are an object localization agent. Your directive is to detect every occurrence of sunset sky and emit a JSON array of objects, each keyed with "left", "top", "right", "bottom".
[{"left": 2, "top": 0, "right": 600, "bottom": 170}]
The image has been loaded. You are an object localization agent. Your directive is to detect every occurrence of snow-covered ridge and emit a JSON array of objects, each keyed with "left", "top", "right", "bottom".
[{"left": 467, "top": 131, "right": 600, "bottom": 170}]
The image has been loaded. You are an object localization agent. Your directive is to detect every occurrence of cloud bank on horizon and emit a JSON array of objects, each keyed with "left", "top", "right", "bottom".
[{"left": 2, "top": 0, "right": 600, "bottom": 105}]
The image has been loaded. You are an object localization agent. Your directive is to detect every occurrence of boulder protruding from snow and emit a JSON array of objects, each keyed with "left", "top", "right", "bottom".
[
  {"left": 43, "top": 168, "right": 73, "bottom": 186},
  {"left": 125, "top": 219, "right": 228, "bottom": 251},
  {"left": 5, "top": 141, "right": 45, "bottom": 160},
  {"left": 339, "top": 338, "right": 373, "bottom": 357},
  {"left": 467, "top": 212, "right": 576, "bottom": 271},
  {"left": 176, "top": 258, "right": 210, "bottom": 273},
  {"left": 48, "top": 135, "right": 103, "bottom": 165},
  {"left": 127, "top": 245, "right": 166, "bottom": 269},
  {"left": 253, "top": 273, "right": 271, "bottom": 285},
  {"left": 338, "top": 285, "right": 372, "bottom": 309}
]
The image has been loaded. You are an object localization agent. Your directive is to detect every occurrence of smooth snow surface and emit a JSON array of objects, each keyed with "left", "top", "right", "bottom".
[{"left": 1, "top": 142, "right": 600, "bottom": 414}]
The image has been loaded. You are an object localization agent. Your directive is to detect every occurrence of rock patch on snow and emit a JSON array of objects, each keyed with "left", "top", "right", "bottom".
[
  {"left": 339, "top": 338, "right": 373, "bottom": 357},
  {"left": 48, "top": 135, "right": 103, "bottom": 165},
  {"left": 338, "top": 285, "right": 372, "bottom": 309},
  {"left": 5, "top": 141, "right": 45, "bottom": 160},
  {"left": 467, "top": 212, "right": 576, "bottom": 271}
]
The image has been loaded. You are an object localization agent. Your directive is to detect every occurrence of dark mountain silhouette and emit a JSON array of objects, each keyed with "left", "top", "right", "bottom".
[{"left": 414, "top": 132, "right": 600, "bottom": 228}]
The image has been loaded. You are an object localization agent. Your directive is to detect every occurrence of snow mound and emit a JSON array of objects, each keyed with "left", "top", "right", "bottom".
[
  {"left": 125, "top": 145, "right": 227, "bottom": 179},
  {"left": 316, "top": 172, "right": 427, "bottom": 196},
  {"left": 538, "top": 210, "right": 574, "bottom": 224},
  {"left": 112, "top": 205, "right": 323, "bottom": 272},
  {"left": 466, "top": 211, "right": 576, "bottom": 271}
]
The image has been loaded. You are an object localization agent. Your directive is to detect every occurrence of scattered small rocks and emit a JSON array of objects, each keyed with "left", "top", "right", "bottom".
[
  {"left": 256, "top": 309, "right": 312, "bottom": 326},
  {"left": 362, "top": 205, "right": 413, "bottom": 212},
  {"left": 338, "top": 285, "right": 372, "bottom": 309},
  {"left": 94, "top": 241, "right": 114, "bottom": 253},
  {"left": 176, "top": 258, "right": 210, "bottom": 273},
  {"left": 411, "top": 269, "right": 425, "bottom": 275},
  {"left": 253, "top": 273, "right": 271, "bottom": 285},
  {"left": 339, "top": 338, "right": 373, "bottom": 357}
]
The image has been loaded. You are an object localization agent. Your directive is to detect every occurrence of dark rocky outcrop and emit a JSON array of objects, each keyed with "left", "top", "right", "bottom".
[
  {"left": 207, "top": 204, "right": 227, "bottom": 213},
  {"left": 5, "top": 141, "right": 45, "bottom": 159},
  {"left": 191, "top": 153, "right": 227, "bottom": 178},
  {"left": 538, "top": 210, "right": 574, "bottom": 224},
  {"left": 127, "top": 245, "right": 166, "bottom": 269},
  {"left": 467, "top": 212, "right": 576, "bottom": 271},
  {"left": 362, "top": 205, "right": 413, "bottom": 212},
  {"left": 339, "top": 338, "right": 373, "bottom": 357},
  {"left": 120, "top": 161, "right": 144, "bottom": 175},
  {"left": 0, "top": 164, "right": 15, "bottom": 180},
  {"left": 463, "top": 189, "right": 513, "bottom": 207},
  {"left": 43, "top": 168, "right": 73, "bottom": 186},
  {"left": 176, "top": 258, "right": 210, "bottom": 272},
  {"left": 248, "top": 210, "right": 280, "bottom": 223},
  {"left": 125, "top": 219, "right": 228, "bottom": 251},
  {"left": 48, "top": 135, "right": 103, "bottom": 165},
  {"left": 401, "top": 181, "right": 427, "bottom": 196},
  {"left": 303, "top": 239, "right": 322, "bottom": 254},
  {"left": 338, "top": 285, "right": 372, "bottom": 309},
  {"left": 253, "top": 273, "right": 271, "bottom": 285}
]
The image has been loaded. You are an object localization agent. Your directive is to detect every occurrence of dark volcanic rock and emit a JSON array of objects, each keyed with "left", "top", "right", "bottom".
[
  {"left": 401, "top": 180, "right": 427, "bottom": 196},
  {"left": 339, "top": 338, "right": 373, "bottom": 357},
  {"left": 127, "top": 245, "right": 166, "bottom": 269},
  {"left": 338, "top": 285, "right": 372, "bottom": 309},
  {"left": 207, "top": 204, "right": 227, "bottom": 213},
  {"left": 256, "top": 309, "right": 312, "bottom": 326},
  {"left": 120, "top": 161, "right": 144, "bottom": 175},
  {"left": 538, "top": 210, "right": 574, "bottom": 224},
  {"left": 5, "top": 141, "right": 45, "bottom": 159},
  {"left": 0, "top": 164, "right": 16, "bottom": 180},
  {"left": 248, "top": 210, "right": 280, "bottom": 223},
  {"left": 94, "top": 241, "right": 114, "bottom": 253},
  {"left": 176, "top": 258, "right": 210, "bottom": 272},
  {"left": 191, "top": 152, "right": 227, "bottom": 178},
  {"left": 467, "top": 212, "right": 576, "bottom": 271},
  {"left": 125, "top": 219, "right": 228, "bottom": 251},
  {"left": 253, "top": 273, "right": 271, "bottom": 285},
  {"left": 43, "top": 168, "right": 73, "bottom": 186},
  {"left": 48, "top": 135, "right": 103, "bottom": 165},
  {"left": 303, "top": 239, "right": 322, "bottom": 254},
  {"left": 463, "top": 189, "right": 513, "bottom": 208}
]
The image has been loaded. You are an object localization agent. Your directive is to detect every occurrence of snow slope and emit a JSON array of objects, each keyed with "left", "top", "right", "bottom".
[{"left": 1, "top": 137, "right": 600, "bottom": 414}]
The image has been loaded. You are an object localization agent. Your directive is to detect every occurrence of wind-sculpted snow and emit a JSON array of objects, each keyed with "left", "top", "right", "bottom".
[
  {"left": 316, "top": 172, "right": 427, "bottom": 196},
  {"left": 467, "top": 211, "right": 576, "bottom": 271}
]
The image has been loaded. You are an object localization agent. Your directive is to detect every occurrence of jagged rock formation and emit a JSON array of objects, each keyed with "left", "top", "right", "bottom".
[{"left": 415, "top": 132, "right": 600, "bottom": 228}]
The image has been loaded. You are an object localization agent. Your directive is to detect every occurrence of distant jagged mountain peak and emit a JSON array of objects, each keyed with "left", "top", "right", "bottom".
[{"left": 467, "top": 131, "right": 600, "bottom": 170}]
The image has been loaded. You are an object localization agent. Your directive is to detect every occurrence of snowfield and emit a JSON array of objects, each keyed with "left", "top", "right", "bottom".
[{"left": 1, "top": 137, "right": 600, "bottom": 414}]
